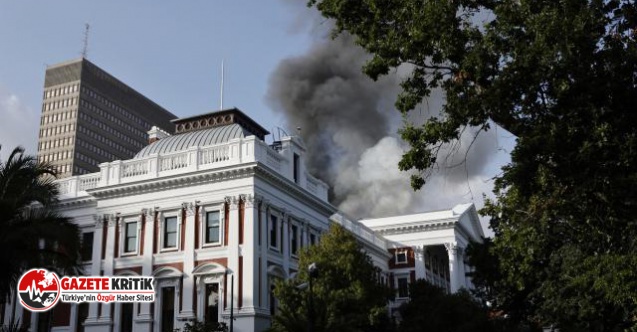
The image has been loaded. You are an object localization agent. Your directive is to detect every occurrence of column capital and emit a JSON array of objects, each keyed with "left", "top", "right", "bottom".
[
  {"left": 241, "top": 194, "right": 259, "bottom": 208},
  {"left": 143, "top": 208, "right": 156, "bottom": 222},
  {"left": 93, "top": 214, "right": 105, "bottom": 228},
  {"left": 225, "top": 196, "right": 239, "bottom": 210},
  {"left": 444, "top": 242, "right": 458, "bottom": 256},
  {"left": 107, "top": 214, "right": 118, "bottom": 227},
  {"left": 182, "top": 202, "right": 196, "bottom": 216}
]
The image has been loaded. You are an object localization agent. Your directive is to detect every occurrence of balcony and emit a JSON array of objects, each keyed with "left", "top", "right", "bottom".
[{"left": 56, "top": 136, "right": 329, "bottom": 201}]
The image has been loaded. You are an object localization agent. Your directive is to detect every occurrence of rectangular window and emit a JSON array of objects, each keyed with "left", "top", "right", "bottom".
[
  {"left": 270, "top": 215, "right": 278, "bottom": 249},
  {"left": 205, "top": 211, "right": 220, "bottom": 244},
  {"left": 164, "top": 217, "right": 177, "bottom": 248},
  {"left": 293, "top": 153, "right": 300, "bottom": 184},
  {"left": 290, "top": 224, "right": 298, "bottom": 256},
  {"left": 310, "top": 233, "right": 316, "bottom": 246},
  {"left": 397, "top": 277, "right": 409, "bottom": 298},
  {"left": 124, "top": 222, "right": 137, "bottom": 253},
  {"left": 81, "top": 232, "right": 94, "bottom": 261},
  {"left": 396, "top": 251, "right": 407, "bottom": 264}
]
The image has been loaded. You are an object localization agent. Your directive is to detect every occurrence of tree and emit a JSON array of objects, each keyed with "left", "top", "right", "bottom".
[
  {"left": 0, "top": 146, "right": 82, "bottom": 301},
  {"left": 268, "top": 224, "right": 394, "bottom": 332},
  {"left": 398, "top": 280, "right": 494, "bottom": 332},
  {"left": 182, "top": 320, "right": 228, "bottom": 332},
  {"left": 308, "top": 0, "right": 637, "bottom": 329}
]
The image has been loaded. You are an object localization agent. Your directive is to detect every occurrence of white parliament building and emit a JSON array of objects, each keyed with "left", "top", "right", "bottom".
[{"left": 2, "top": 109, "right": 484, "bottom": 332}]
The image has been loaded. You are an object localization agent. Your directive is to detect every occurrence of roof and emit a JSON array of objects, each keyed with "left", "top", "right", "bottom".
[
  {"left": 359, "top": 203, "right": 475, "bottom": 227},
  {"left": 358, "top": 203, "right": 485, "bottom": 240},
  {"left": 135, "top": 123, "right": 249, "bottom": 158},
  {"left": 171, "top": 108, "right": 269, "bottom": 139}
]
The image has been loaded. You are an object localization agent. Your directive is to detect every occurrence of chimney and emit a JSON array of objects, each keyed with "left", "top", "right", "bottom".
[{"left": 147, "top": 126, "right": 170, "bottom": 144}]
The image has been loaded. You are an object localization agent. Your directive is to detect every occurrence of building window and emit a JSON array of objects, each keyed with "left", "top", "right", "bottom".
[
  {"left": 397, "top": 276, "right": 409, "bottom": 298},
  {"left": 396, "top": 251, "right": 407, "bottom": 264},
  {"left": 163, "top": 217, "right": 178, "bottom": 249},
  {"left": 205, "top": 211, "right": 220, "bottom": 245},
  {"left": 124, "top": 221, "right": 137, "bottom": 253},
  {"left": 293, "top": 153, "right": 300, "bottom": 184},
  {"left": 81, "top": 232, "right": 94, "bottom": 261},
  {"left": 310, "top": 233, "right": 316, "bottom": 246},
  {"left": 290, "top": 224, "right": 298, "bottom": 256},
  {"left": 269, "top": 215, "right": 278, "bottom": 250}
]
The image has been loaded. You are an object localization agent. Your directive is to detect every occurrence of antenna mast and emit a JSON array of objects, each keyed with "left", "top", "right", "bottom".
[
  {"left": 81, "top": 23, "right": 90, "bottom": 58},
  {"left": 220, "top": 59, "right": 225, "bottom": 110}
]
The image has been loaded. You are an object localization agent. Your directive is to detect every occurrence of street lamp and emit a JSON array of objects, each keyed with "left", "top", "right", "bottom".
[{"left": 307, "top": 263, "right": 319, "bottom": 332}]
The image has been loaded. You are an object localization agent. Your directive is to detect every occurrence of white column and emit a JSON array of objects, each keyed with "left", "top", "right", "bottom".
[
  {"left": 444, "top": 242, "right": 459, "bottom": 293},
  {"left": 457, "top": 246, "right": 467, "bottom": 289},
  {"left": 241, "top": 194, "right": 259, "bottom": 310},
  {"left": 260, "top": 200, "right": 270, "bottom": 310},
  {"left": 281, "top": 210, "right": 290, "bottom": 275},
  {"left": 86, "top": 215, "right": 105, "bottom": 324},
  {"left": 225, "top": 196, "right": 240, "bottom": 312},
  {"left": 137, "top": 208, "right": 155, "bottom": 329},
  {"left": 414, "top": 246, "right": 426, "bottom": 280},
  {"left": 179, "top": 202, "right": 197, "bottom": 319},
  {"left": 100, "top": 214, "right": 118, "bottom": 323}
]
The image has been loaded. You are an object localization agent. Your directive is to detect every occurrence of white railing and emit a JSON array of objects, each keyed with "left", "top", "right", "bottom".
[
  {"left": 55, "top": 136, "right": 329, "bottom": 202},
  {"left": 56, "top": 173, "right": 101, "bottom": 197},
  {"left": 200, "top": 145, "right": 230, "bottom": 165},
  {"left": 58, "top": 180, "right": 71, "bottom": 195},
  {"left": 160, "top": 152, "right": 189, "bottom": 171},
  {"left": 330, "top": 213, "right": 387, "bottom": 251},
  {"left": 258, "top": 140, "right": 282, "bottom": 171},
  {"left": 78, "top": 174, "right": 100, "bottom": 191},
  {"left": 122, "top": 159, "right": 149, "bottom": 178}
]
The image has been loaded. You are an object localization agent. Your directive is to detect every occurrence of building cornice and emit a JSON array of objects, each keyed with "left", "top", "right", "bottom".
[
  {"left": 374, "top": 218, "right": 459, "bottom": 236},
  {"left": 253, "top": 162, "right": 337, "bottom": 217},
  {"left": 87, "top": 164, "right": 258, "bottom": 200},
  {"left": 56, "top": 196, "right": 97, "bottom": 209}
]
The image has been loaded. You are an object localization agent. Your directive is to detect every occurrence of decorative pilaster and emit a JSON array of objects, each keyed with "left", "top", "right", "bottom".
[
  {"left": 240, "top": 194, "right": 260, "bottom": 311},
  {"left": 136, "top": 208, "right": 155, "bottom": 332},
  {"left": 85, "top": 215, "right": 105, "bottom": 325},
  {"left": 225, "top": 196, "right": 240, "bottom": 313},
  {"left": 259, "top": 199, "right": 270, "bottom": 309},
  {"left": 179, "top": 202, "right": 197, "bottom": 320},
  {"left": 281, "top": 209, "right": 290, "bottom": 274},
  {"left": 414, "top": 246, "right": 426, "bottom": 280},
  {"left": 100, "top": 214, "right": 118, "bottom": 322}
]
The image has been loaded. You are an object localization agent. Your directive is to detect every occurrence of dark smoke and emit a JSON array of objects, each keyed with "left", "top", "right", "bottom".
[
  {"left": 268, "top": 22, "right": 505, "bottom": 220},
  {"left": 267, "top": 34, "right": 399, "bottom": 197}
]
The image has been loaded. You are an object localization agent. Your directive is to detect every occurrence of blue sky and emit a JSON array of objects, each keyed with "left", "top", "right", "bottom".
[
  {"left": 0, "top": 1, "right": 515, "bottom": 232},
  {"left": 0, "top": 1, "right": 314, "bottom": 153}
]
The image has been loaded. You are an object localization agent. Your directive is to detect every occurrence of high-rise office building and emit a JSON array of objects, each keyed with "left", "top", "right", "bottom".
[{"left": 37, "top": 58, "right": 177, "bottom": 177}]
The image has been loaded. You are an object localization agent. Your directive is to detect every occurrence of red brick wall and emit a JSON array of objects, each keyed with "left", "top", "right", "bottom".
[{"left": 388, "top": 247, "right": 415, "bottom": 269}]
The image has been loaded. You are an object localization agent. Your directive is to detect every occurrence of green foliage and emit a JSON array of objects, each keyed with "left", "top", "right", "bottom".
[
  {"left": 309, "top": 0, "right": 637, "bottom": 329},
  {"left": 268, "top": 224, "right": 394, "bottom": 332},
  {"left": 181, "top": 320, "right": 228, "bottom": 332},
  {"left": 0, "top": 145, "right": 82, "bottom": 301},
  {"left": 399, "top": 280, "right": 494, "bottom": 332}
]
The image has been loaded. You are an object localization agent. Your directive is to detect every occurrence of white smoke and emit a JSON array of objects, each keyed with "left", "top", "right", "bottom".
[{"left": 269, "top": 6, "right": 512, "bottom": 231}]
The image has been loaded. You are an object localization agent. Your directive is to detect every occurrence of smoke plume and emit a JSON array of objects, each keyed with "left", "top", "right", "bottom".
[{"left": 268, "top": 20, "right": 505, "bottom": 221}]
